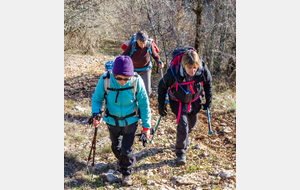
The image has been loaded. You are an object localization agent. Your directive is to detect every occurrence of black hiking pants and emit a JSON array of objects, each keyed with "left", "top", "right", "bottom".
[
  {"left": 175, "top": 107, "right": 198, "bottom": 157},
  {"left": 107, "top": 122, "right": 138, "bottom": 176}
]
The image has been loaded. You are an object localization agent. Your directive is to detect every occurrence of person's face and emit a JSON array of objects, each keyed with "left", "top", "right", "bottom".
[
  {"left": 137, "top": 40, "right": 147, "bottom": 48},
  {"left": 184, "top": 64, "right": 198, "bottom": 76},
  {"left": 114, "top": 75, "right": 132, "bottom": 86}
]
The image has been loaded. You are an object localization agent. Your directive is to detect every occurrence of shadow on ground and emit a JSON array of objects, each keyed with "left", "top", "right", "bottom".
[
  {"left": 64, "top": 146, "right": 175, "bottom": 189},
  {"left": 64, "top": 112, "right": 91, "bottom": 125}
]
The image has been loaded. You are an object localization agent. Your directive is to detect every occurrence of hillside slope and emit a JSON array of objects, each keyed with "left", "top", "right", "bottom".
[{"left": 64, "top": 53, "right": 236, "bottom": 190}]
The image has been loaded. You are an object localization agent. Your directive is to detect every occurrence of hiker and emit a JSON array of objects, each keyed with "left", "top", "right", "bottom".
[
  {"left": 157, "top": 48, "right": 213, "bottom": 165},
  {"left": 122, "top": 30, "right": 164, "bottom": 96},
  {"left": 91, "top": 55, "right": 151, "bottom": 186}
]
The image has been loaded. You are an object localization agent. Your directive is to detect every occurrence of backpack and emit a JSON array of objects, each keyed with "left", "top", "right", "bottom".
[
  {"left": 121, "top": 33, "right": 160, "bottom": 54},
  {"left": 121, "top": 33, "right": 160, "bottom": 72},
  {"left": 169, "top": 46, "right": 204, "bottom": 95},
  {"left": 168, "top": 46, "right": 204, "bottom": 124},
  {"left": 102, "top": 71, "right": 139, "bottom": 118},
  {"left": 105, "top": 61, "right": 114, "bottom": 72},
  {"left": 170, "top": 46, "right": 195, "bottom": 75}
]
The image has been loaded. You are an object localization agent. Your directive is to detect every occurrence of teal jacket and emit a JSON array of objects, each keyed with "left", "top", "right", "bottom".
[{"left": 91, "top": 72, "right": 151, "bottom": 129}]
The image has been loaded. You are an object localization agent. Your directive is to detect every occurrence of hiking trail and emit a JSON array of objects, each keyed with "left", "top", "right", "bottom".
[{"left": 64, "top": 53, "right": 236, "bottom": 190}]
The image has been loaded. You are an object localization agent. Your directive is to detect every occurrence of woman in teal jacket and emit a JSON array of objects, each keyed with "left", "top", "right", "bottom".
[{"left": 91, "top": 55, "right": 151, "bottom": 186}]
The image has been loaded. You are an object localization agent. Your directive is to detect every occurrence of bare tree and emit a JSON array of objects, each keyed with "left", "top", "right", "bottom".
[
  {"left": 64, "top": 0, "right": 119, "bottom": 53},
  {"left": 192, "top": 0, "right": 204, "bottom": 53},
  {"left": 64, "top": 0, "right": 236, "bottom": 80}
]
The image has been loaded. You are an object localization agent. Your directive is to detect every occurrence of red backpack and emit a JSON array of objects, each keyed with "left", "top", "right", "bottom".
[{"left": 169, "top": 46, "right": 203, "bottom": 124}]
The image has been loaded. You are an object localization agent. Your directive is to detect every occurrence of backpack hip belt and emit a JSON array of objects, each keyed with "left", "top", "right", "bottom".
[
  {"left": 134, "top": 65, "right": 151, "bottom": 72},
  {"left": 171, "top": 94, "right": 201, "bottom": 124},
  {"left": 105, "top": 108, "right": 137, "bottom": 129}
]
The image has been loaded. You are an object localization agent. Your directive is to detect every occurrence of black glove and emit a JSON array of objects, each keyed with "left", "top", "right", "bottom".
[
  {"left": 137, "top": 128, "right": 154, "bottom": 147},
  {"left": 139, "top": 133, "right": 148, "bottom": 147},
  {"left": 202, "top": 103, "right": 209, "bottom": 110},
  {"left": 158, "top": 104, "right": 167, "bottom": 117}
]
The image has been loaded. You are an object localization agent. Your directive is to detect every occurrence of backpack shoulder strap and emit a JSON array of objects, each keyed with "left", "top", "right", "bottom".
[
  {"left": 103, "top": 71, "right": 111, "bottom": 96},
  {"left": 131, "top": 72, "right": 140, "bottom": 117},
  {"left": 147, "top": 40, "right": 152, "bottom": 55},
  {"left": 131, "top": 72, "right": 139, "bottom": 101},
  {"left": 129, "top": 33, "right": 137, "bottom": 57}
]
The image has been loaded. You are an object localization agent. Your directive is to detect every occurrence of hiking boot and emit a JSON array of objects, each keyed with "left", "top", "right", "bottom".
[
  {"left": 122, "top": 175, "right": 132, "bottom": 186},
  {"left": 177, "top": 155, "right": 187, "bottom": 165}
]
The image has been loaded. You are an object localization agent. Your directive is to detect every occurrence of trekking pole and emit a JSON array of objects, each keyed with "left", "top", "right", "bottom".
[
  {"left": 207, "top": 107, "right": 213, "bottom": 135},
  {"left": 150, "top": 94, "right": 169, "bottom": 143},
  {"left": 86, "top": 124, "right": 98, "bottom": 178},
  {"left": 149, "top": 116, "right": 162, "bottom": 144},
  {"left": 86, "top": 108, "right": 105, "bottom": 180},
  {"left": 161, "top": 68, "right": 164, "bottom": 78}
]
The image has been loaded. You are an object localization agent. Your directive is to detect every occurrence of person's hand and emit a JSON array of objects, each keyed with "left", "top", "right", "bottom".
[
  {"left": 142, "top": 129, "right": 150, "bottom": 139},
  {"left": 158, "top": 104, "right": 167, "bottom": 116},
  {"left": 158, "top": 61, "right": 164, "bottom": 68},
  {"left": 202, "top": 103, "right": 209, "bottom": 110},
  {"left": 93, "top": 117, "right": 102, "bottom": 128}
]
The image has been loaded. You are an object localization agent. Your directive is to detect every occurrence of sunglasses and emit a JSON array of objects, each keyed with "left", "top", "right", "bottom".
[{"left": 115, "top": 77, "right": 131, "bottom": 82}]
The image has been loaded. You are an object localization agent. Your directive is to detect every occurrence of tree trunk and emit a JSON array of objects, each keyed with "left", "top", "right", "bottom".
[
  {"left": 192, "top": 0, "right": 203, "bottom": 53},
  {"left": 216, "top": 0, "right": 228, "bottom": 74},
  {"left": 207, "top": 0, "right": 219, "bottom": 71}
]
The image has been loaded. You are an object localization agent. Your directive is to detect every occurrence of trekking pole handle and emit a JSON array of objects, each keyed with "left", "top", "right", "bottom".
[
  {"left": 207, "top": 108, "right": 213, "bottom": 135},
  {"left": 95, "top": 107, "right": 105, "bottom": 120},
  {"left": 99, "top": 107, "right": 105, "bottom": 116},
  {"left": 93, "top": 107, "right": 105, "bottom": 122},
  {"left": 94, "top": 114, "right": 101, "bottom": 121}
]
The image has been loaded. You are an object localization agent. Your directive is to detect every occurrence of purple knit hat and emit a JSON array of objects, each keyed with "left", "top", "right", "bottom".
[{"left": 112, "top": 55, "right": 134, "bottom": 76}]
